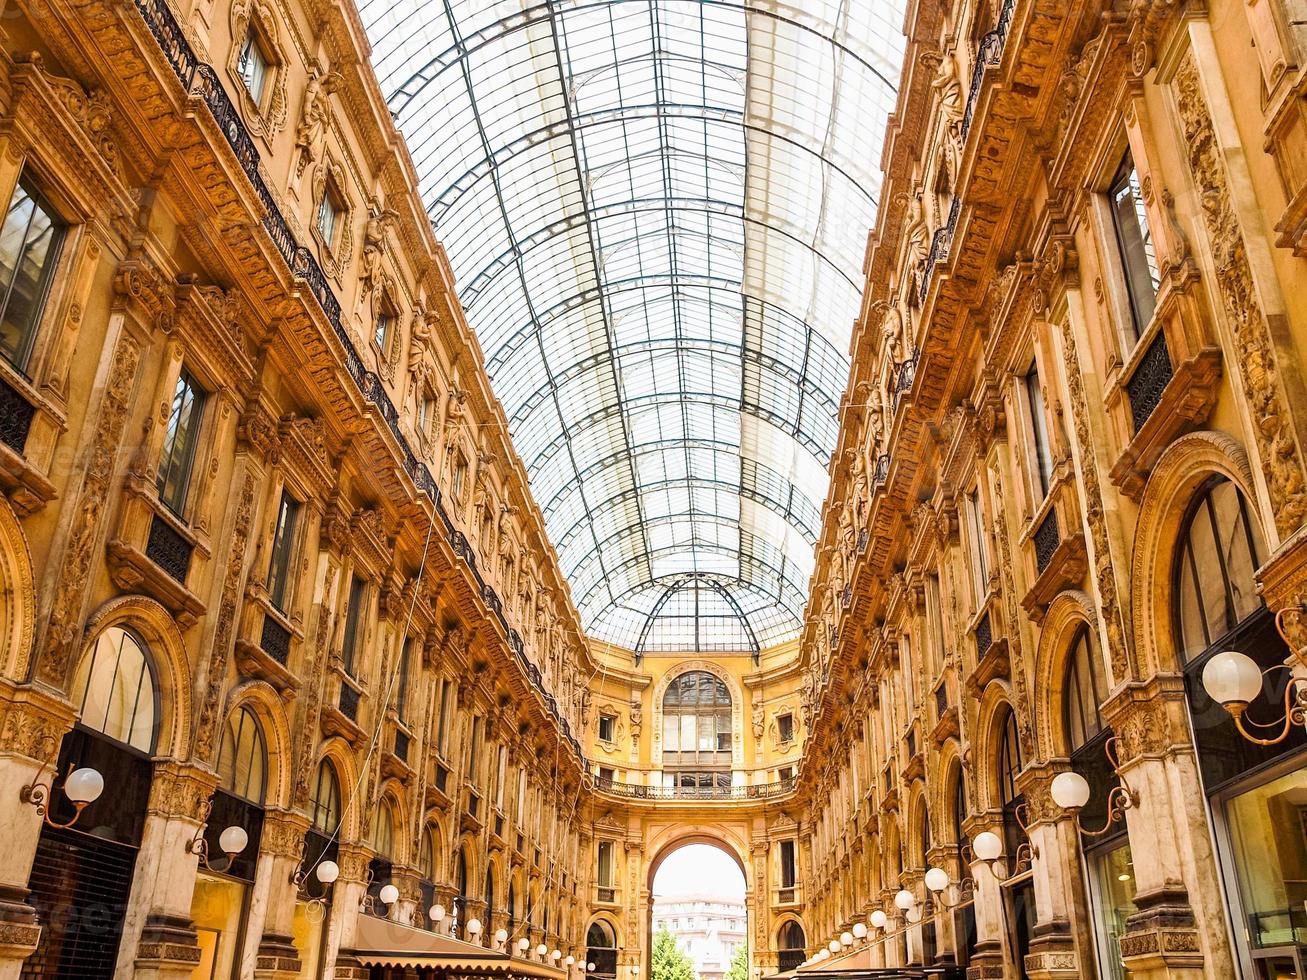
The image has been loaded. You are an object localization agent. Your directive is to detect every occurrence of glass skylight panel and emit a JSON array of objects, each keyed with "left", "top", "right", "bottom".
[{"left": 363, "top": 0, "right": 905, "bottom": 651}]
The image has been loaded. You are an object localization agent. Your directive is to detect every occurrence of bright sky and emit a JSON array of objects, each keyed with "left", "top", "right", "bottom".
[{"left": 652, "top": 844, "right": 746, "bottom": 900}]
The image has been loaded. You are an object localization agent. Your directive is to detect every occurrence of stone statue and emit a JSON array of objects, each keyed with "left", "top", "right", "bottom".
[{"left": 294, "top": 69, "right": 340, "bottom": 176}]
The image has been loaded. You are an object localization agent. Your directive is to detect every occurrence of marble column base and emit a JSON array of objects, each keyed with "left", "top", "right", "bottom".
[
  {"left": 132, "top": 912, "right": 202, "bottom": 980},
  {"left": 254, "top": 931, "right": 303, "bottom": 980}
]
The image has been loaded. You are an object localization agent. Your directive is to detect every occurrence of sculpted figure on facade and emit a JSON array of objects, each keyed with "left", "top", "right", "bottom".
[
  {"left": 294, "top": 68, "right": 340, "bottom": 176},
  {"left": 358, "top": 202, "right": 397, "bottom": 308}
]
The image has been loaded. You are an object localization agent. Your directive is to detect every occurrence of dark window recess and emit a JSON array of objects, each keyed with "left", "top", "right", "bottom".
[
  {"left": 1126, "top": 329, "right": 1173, "bottom": 433},
  {"left": 1033, "top": 508, "right": 1060, "bottom": 574},
  {"left": 393, "top": 729, "right": 410, "bottom": 764},
  {"left": 466, "top": 790, "right": 480, "bottom": 820},
  {"left": 201, "top": 790, "right": 263, "bottom": 882},
  {"left": 975, "top": 610, "right": 993, "bottom": 658},
  {"left": 588, "top": 948, "right": 617, "bottom": 978},
  {"left": 597, "top": 714, "right": 615, "bottom": 741},
  {"left": 777, "top": 713, "right": 794, "bottom": 743},
  {"left": 365, "top": 858, "right": 392, "bottom": 916},
  {"left": 259, "top": 614, "right": 292, "bottom": 665},
  {"left": 494, "top": 815, "right": 504, "bottom": 837},
  {"left": 22, "top": 729, "right": 153, "bottom": 980},
  {"left": 433, "top": 764, "right": 449, "bottom": 794},
  {"left": 145, "top": 514, "right": 193, "bottom": 584},
  {"left": 906, "top": 729, "right": 918, "bottom": 758},
  {"left": 778, "top": 951, "right": 805, "bottom": 973},
  {"left": 0, "top": 376, "right": 36, "bottom": 452},
  {"left": 298, "top": 830, "right": 338, "bottom": 901},
  {"left": 338, "top": 683, "right": 360, "bottom": 722},
  {"left": 935, "top": 682, "right": 949, "bottom": 720}
]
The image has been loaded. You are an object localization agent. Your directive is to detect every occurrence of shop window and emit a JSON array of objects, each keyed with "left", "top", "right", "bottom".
[
  {"left": 1109, "top": 149, "right": 1160, "bottom": 341},
  {"left": 266, "top": 490, "right": 300, "bottom": 612},
  {"left": 1087, "top": 841, "right": 1136, "bottom": 980},
  {"left": 0, "top": 174, "right": 65, "bottom": 374},
  {"left": 72, "top": 625, "right": 158, "bottom": 753},
  {"left": 586, "top": 920, "right": 617, "bottom": 978},
  {"left": 157, "top": 368, "right": 206, "bottom": 517}
]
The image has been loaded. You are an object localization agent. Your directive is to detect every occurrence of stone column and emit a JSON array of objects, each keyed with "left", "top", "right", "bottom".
[
  {"left": 901, "top": 872, "right": 925, "bottom": 966},
  {"left": 249, "top": 809, "right": 310, "bottom": 980},
  {"left": 1017, "top": 767, "right": 1090, "bottom": 979},
  {"left": 1107, "top": 682, "right": 1215, "bottom": 979},
  {"left": 393, "top": 869, "right": 423, "bottom": 929},
  {"left": 118, "top": 761, "right": 217, "bottom": 980},
  {"left": 925, "top": 845, "right": 962, "bottom": 966},
  {"left": 0, "top": 688, "right": 75, "bottom": 980},
  {"left": 961, "top": 819, "right": 1007, "bottom": 980},
  {"left": 325, "top": 844, "right": 371, "bottom": 979}
]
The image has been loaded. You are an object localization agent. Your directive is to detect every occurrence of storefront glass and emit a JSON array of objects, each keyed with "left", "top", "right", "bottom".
[
  {"left": 1088, "top": 841, "right": 1135, "bottom": 980},
  {"left": 1226, "top": 765, "right": 1307, "bottom": 976},
  {"left": 191, "top": 874, "right": 247, "bottom": 979}
]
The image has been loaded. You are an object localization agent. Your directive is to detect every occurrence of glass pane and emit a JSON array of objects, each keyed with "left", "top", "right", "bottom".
[
  {"left": 191, "top": 874, "right": 247, "bottom": 980},
  {"left": 0, "top": 178, "right": 63, "bottom": 373},
  {"left": 157, "top": 370, "right": 206, "bottom": 515},
  {"left": 267, "top": 492, "right": 300, "bottom": 610},
  {"left": 1227, "top": 767, "right": 1307, "bottom": 950},
  {"left": 1091, "top": 843, "right": 1136, "bottom": 980},
  {"left": 73, "top": 626, "right": 157, "bottom": 753},
  {"left": 1110, "top": 154, "right": 1159, "bottom": 334}
]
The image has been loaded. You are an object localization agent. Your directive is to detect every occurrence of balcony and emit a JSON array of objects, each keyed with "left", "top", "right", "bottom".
[{"left": 591, "top": 774, "right": 796, "bottom": 801}]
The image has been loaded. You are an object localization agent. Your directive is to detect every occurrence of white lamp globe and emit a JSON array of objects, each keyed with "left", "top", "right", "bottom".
[
  {"left": 869, "top": 910, "right": 887, "bottom": 930},
  {"left": 828, "top": 939, "right": 840, "bottom": 953},
  {"left": 378, "top": 884, "right": 400, "bottom": 906},
  {"left": 972, "top": 831, "right": 1002, "bottom": 862},
  {"left": 64, "top": 767, "right": 104, "bottom": 804},
  {"left": 628, "top": 965, "right": 637, "bottom": 975},
  {"left": 566, "top": 955, "right": 576, "bottom": 966},
  {"left": 587, "top": 963, "right": 596, "bottom": 972},
  {"left": 538, "top": 944, "right": 549, "bottom": 957},
  {"left": 924, "top": 867, "right": 950, "bottom": 893},
  {"left": 467, "top": 919, "right": 482, "bottom": 936},
  {"left": 430, "top": 904, "right": 446, "bottom": 922},
  {"left": 1051, "top": 771, "right": 1092, "bottom": 811},
  {"left": 315, "top": 860, "right": 340, "bottom": 884},
  {"left": 840, "top": 931, "right": 853, "bottom": 947},
  {"left": 552, "top": 950, "right": 562, "bottom": 961},
  {"left": 518, "top": 938, "right": 531, "bottom": 951},
  {"left": 852, "top": 922, "right": 867, "bottom": 939},
  {"left": 894, "top": 889, "right": 915, "bottom": 911},
  {"left": 1202, "top": 650, "right": 1263, "bottom": 706},
  {"left": 218, "top": 825, "right": 249, "bottom": 855},
  {"left": 497, "top": 929, "right": 509, "bottom": 944}
]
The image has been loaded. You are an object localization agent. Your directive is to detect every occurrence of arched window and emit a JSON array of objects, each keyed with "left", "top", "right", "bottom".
[
  {"left": 508, "top": 879, "right": 517, "bottom": 938},
  {"left": 218, "top": 705, "right": 266, "bottom": 804},
  {"left": 485, "top": 866, "right": 495, "bottom": 915},
  {"left": 662, "top": 670, "right": 732, "bottom": 790},
  {"left": 587, "top": 920, "right": 617, "bottom": 978},
  {"left": 454, "top": 849, "right": 469, "bottom": 935},
  {"left": 1064, "top": 628, "right": 1108, "bottom": 753},
  {"left": 309, "top": 760, "right": 341, "bottom": 833},
  {"left": 373, "top": 799, "right": 395, "bottom": 858},
  {"left": 1175, "top": 477, "right": 1266, "bottom": 662},
  {"left": 997, "top": 708, "right": 1022, "bottom": 808},
  {"left": 72, "top": 626, "right": 158, "bottom": 753},
  {"left": 420, "top": 827, "right": 438, "bottom": 880}
]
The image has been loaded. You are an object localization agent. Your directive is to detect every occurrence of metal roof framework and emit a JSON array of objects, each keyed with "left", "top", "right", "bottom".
[{"left": 358, "top": 0, "right": 904, "bottom": 651}]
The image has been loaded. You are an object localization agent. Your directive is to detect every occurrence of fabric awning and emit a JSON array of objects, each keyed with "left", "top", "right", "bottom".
[{"left": 350, "top": 917, "right": 567, "bottom": 977}]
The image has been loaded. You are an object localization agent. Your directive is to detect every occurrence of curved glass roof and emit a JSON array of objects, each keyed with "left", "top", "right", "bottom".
[{"left": 359, "top": 0, "right": 904, "bottom": 651}]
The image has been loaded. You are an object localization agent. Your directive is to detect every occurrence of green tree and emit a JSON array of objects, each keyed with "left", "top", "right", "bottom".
[
  {"left": 723, "top": 943, "right": 749, "bottom": 980},
  {"left": 651, "top": 926, "right": 697, "bottom": 980}
]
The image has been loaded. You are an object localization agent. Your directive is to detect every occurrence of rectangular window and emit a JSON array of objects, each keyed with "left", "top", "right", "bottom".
[
  {"left": 317, "top": 187, "right": 341, "bottom": 247},
  {"left": 598, "top": 766, "right": 614, "bottom": 781},
  {"left": 266, "top": 490, "right": 300, "bottom": 611},
  {"left": 597, "top": 841, "right": 614, "bottom": 887},
  {"left": 780, "top": 840, "right": 797, "bottom": 888},
  {"left": 395, "top": 637, "right": 411, "bottom": 721},
  {"left": 451, "top": 452, "right": 468, "bottom": 504},
  {"left": 374, "top": 308, "right": 391, "bottom": 353},
  {"left": 1109, "top": 150, "right": 1160, "bottom": 340},
  {"left": 436, "top": 680, "right": 452, "bottom": 755},
  {"left": 468, "top": 714, "right": 482, "bottom": 784},
  {"left": 1025, "top": 363, "right": 1052, "bottom": 499},
  {"left": 598, "top": 713, "right": 615, "bottom": 742},
  {"left": 238, "top": 28, "right": 269, "bottom": 103},
  {"left": 964, "top": 491, "right": 989, "bottom": 609},
  {"left": 340, "top": 576, "right": 365, "bottom": 675},
  {"left": 495, "top": 745, "right": 507, "bottom": 806},
  {"left": 926, "top": 574, "right": 945, "bottom": 676},
  {"left": 418, "top": 389, "right": 436, "bottom": 436},
  {"left": 777, "top": 713, "right": 794, "bottom": 743},
  {"left": 157, "top": 369, "right": 206, "bottom": 516},
  {"left": 0, "top": 176, "right": 64, "bottom": 373}
]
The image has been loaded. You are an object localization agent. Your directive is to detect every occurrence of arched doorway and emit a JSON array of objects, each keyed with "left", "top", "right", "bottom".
[{"left": 649, "top": 840, "right": 748, "bottom": 980}]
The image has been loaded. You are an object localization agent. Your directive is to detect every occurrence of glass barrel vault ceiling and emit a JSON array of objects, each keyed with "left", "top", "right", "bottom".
[{"left": 359, "top": 0, "right": 904, "bottom": 652}]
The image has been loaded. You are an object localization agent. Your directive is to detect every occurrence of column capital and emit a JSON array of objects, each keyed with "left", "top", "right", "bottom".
[{"left": 146, "top": 760, "right": 220, "bottom": 820}]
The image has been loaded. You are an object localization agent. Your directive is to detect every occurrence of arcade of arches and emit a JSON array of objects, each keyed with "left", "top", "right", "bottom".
[{"left": 4, "top": 0, "right": 1307, "bottom": 979}]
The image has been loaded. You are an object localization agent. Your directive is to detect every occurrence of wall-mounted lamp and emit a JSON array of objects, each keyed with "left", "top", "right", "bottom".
[
  {"left": 971, "top": 809, "right": 1035, "bottom": 885},
  {"left": 1203, "top": 616, "right": 1307, "bottom": 746},
  {"left": 537, "top": 943, "right": 549, "bottom": 959},
  {"left": 495, "top": 928, "right": 509, "bottom": 950},
  {"left": 518, "top": 937, "right": 531, "bottom": 954},
  {"left": 290, "top": 843, "right": 339, "bottom": 920},
  {"left": 839, "top": 931, "right": 853, "bottom": 948},
  {"left": 923, "top": 867, "right": 972, "bottom": 910},
  {"left": 586, "top": 961, "right": 596, "bottom": 972},
  {"left": 851, "top": 922, "right": 868, "bottom": 940},
  {"left": 186, "top": 798, "right": 249, "bottom": 873},
  {"left": 1049, "top": 737, "right": 1139, "bottom": 836},
  {"left": 868, "top": 909, "right": 887, "bottom": 930},
  {"left": 19, "top": 735, "right": 103, "bottom": 829}
]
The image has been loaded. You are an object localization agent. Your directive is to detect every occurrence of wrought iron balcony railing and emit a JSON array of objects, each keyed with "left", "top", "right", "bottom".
[{"left": 592, "top": 775, "right": 797, "bottom": 801}]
